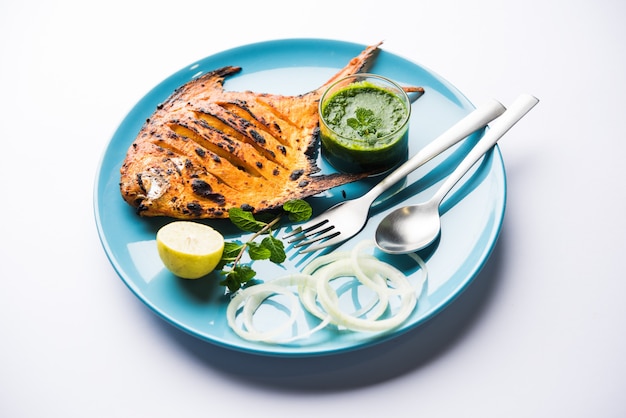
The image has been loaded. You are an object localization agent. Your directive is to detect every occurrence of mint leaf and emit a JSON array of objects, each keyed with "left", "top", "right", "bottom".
[
  {"left": 261, "top": 235, "right": 286, "bottom": 264},
  {"left": 233, "top": 265, "right": 256, "bottom": 283},
  {"left": 347, "top": 117, "right": 360, "bottom": 130},
  {"left": 228, "top": 207, "right": 266, "bottom": 232},
  {"left": 222, "top": 241, "right": 244, "bottom": 258},
  {"left": 215, "top": 241, "right": 244, "bottom": 270},
  {"left": 356, "top": 107, "right": 374, "bottom": 124},
  {"left": 247, "top": 242, "right": 272, "bottom": 260},
  {"left": 220, "top": 265, "right": 256, "bottom": 292},
  {"left": 283, "top": 199, "right": 313, "bottom": 222},
  {"left": 368, "top": 116, "right": 382, "bottom": 129}
]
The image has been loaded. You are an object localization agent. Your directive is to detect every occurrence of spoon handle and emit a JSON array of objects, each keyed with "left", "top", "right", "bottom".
[
  {"left": 363, "top": 99, "right": 506, "bottom": 202},
  {"left": 431, "top": 94, "right": 540, "bottom": 205}
]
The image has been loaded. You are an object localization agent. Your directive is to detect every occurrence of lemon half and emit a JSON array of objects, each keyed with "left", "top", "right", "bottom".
[{"left": 156, "top": 221, "right": 225, "bottom": 279}]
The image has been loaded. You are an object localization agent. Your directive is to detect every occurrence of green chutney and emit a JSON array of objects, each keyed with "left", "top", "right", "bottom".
[{"left": 320, "top": 80, "right": 410, "bottom": 174}]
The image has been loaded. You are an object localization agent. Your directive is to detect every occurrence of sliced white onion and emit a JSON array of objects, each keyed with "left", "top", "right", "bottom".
[
  {"left": 315, "top": 257, "right": 416, "bottom": 332},
  {"left": 226, "top": 275, "right": 308, "bottom": 343},
  {"left": 226, "top": 241, "right": 428, "bottom": 344},
  {"left": 314, "top": 258, "right": 390, "bottom": 323}
]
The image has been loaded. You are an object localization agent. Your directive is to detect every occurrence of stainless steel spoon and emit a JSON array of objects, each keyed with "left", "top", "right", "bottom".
[{"left": 375, "top": 94, "right": 539, "bottom": 254}]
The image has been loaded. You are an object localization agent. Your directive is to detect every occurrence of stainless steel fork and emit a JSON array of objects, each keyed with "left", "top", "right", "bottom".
[{"left": 283, "top": 99, "right": 506, "bottom": 253}]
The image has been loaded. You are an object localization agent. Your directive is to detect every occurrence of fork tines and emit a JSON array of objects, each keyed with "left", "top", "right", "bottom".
[{"left": 284, "top": 220, "right": 340, "bottom": 251}]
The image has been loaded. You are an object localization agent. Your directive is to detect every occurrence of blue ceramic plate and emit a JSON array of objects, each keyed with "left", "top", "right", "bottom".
[{"left": 94, "top": 39, "right": 505, "bottom": 357}]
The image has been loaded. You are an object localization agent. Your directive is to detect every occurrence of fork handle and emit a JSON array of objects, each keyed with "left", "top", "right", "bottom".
[
  {"left": 431, "top": 94, "right": 540, "bottom": 206},
  {"left": 362, "top": 98, "right": 507, "bottom": 203}
]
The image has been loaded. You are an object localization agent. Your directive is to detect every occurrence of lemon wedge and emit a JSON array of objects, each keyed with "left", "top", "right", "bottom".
[{"left": 156, "top": 221, "right": 225, "bottom": 279}]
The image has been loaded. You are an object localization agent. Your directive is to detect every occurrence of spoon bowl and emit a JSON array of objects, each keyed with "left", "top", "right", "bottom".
[
  {"left": 375, "top": 201, "right": 442, "bottom": 254},
  {"left": 375, "top": 94, "right": 539, "bottom": 254}
]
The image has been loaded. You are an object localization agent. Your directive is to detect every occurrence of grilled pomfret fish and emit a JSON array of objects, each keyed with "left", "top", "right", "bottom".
[{"left": 119, "top": 42, "right": 423, "bottom": 219}]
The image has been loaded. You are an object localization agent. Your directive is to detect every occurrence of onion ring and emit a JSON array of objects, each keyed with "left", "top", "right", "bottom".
[{"left": 226, "top": 241, "right": 428, "bottom": 344}]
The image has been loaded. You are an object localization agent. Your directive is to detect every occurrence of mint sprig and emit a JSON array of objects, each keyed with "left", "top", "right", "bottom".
[
  {"left": 218, "top": 199, "right": 311, "bottom": 293},
  {"left": 347, "top": 107, "right": 382, "bottom": 137}
]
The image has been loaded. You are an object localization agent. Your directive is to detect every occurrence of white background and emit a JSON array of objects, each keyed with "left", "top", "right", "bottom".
[{"left": 1, "top": 0, "right": 625, "bottom": 416}]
